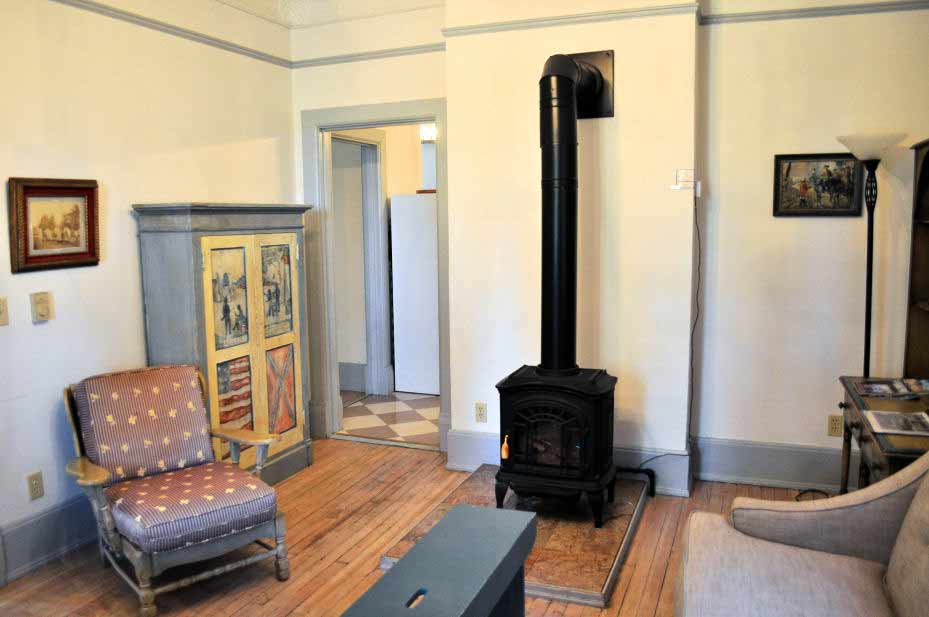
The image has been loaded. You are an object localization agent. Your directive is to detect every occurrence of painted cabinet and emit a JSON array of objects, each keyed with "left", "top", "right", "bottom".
[{"left": 133, "top": 203, "right": 313, "bottom": 483}]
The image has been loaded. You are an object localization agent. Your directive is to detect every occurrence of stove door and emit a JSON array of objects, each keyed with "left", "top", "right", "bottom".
[{"left": 505, "top": 399, "right": 589, "bottom": 478}]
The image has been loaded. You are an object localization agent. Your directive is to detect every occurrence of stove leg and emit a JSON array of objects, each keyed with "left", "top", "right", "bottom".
[
  {"left": 495, "top": 479, "right": 508, "bottom": 508},
  {"left": 588, "top": 490, "right": 605, "bottom": 528}
]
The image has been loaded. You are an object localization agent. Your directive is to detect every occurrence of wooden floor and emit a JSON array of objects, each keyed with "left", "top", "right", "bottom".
[{"left": 0, "top": 439, "right": 815, "bottom": 617}]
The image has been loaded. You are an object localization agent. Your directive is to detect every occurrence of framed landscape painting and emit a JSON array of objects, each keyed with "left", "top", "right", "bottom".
[
  {"left": 773, "top": 154, "right": 862, "bottom": 217},
  {"left": 8, "top": 177, "right": 100, "bottom": 272}
]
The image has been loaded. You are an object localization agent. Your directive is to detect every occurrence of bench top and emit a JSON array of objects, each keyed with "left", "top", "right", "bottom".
[{"left": 342, "top": 504, "right": 537, "bottom": 617}]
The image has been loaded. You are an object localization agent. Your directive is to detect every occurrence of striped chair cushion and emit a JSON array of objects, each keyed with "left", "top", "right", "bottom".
[
  {"left": 72, "top": 365, "right": 215, "bottom": 485},
  {"left": 105, "top": 461, "right": 276, "bottom": 552}
]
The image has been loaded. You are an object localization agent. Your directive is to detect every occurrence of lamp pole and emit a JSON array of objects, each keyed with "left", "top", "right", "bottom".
[{"left": 862, "top": 159, "right": 880, "bottom": 378}]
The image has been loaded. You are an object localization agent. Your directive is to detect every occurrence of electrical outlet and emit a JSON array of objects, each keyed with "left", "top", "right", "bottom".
[
  {"left": 0, "top": 296, "right": 8, "bottom": 326},
  {"left": 828, "top": 414, "right": 844, "bottom": 437},
  {"left": 475, "top": 401, "right": 488, "bottom": 423},
  {"left": 27, "top": 471, "right": 44, "bottom": 501}
]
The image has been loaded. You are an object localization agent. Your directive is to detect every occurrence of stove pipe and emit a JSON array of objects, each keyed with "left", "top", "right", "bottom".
[{"left": 539, "top": 55, "right": 603, "bottom": 373}]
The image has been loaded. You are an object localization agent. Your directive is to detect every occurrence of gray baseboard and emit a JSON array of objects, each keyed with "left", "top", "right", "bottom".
[
  {"left": 446, "top": 430, "right": 501, "bottom": 472},
  {"left": 0, "top": 495, "right": 98, "bottom": 586},
  {"left": 259, "top": 440, "right": 314, "bottom": 485},
  {"left": 339, "top": 362, "right": 367, "bottom": 392},
  {"left": 692, "top": 436, "right": 859, "bottom": 492},
  {"left": 614, "top": 446, "right": 692, "bottom": 497},
  {"left": 446, "top": 430, "right": 692, "bottom": 497}
]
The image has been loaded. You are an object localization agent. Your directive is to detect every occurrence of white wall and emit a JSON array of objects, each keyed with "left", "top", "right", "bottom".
[
  {"left": 290, "top": 5, "right": 444, "bottom": 60},
  {"left": 445, "top": 12, "right": 697, "bottom": 453},
  {"left": 0, "top": 0, "right": 294, "bottom": 527},
  {"left": 695, "top": 9, "right": 929, "bottom": 448},
  {"left": 331, "top": 139, "right": 368, "bottom": 364}
]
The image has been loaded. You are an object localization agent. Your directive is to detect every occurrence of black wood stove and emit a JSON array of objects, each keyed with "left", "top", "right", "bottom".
[{"left": 495, "top": 53, "right": 654, "bottom": 527}]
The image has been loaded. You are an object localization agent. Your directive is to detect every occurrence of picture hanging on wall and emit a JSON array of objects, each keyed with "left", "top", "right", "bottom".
[
  {"left": 8, "top": 177, "right": 100, "bottom": 272},
  {"left": 773, "top": 154, "right": 863, "bottom": 217}
]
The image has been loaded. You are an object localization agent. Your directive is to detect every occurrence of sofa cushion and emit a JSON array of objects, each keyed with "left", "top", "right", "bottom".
[
  {"left": 72, "top": 365, "right": 215, "bottom": 485},
  {"left": 886, "top": 472, "right": 929, "bottom": 617},
  {"left": 676, "top": 511, "right": 892, "bottom": 617},
  {"left": 105, "top": 461, "right": 276, "bottom": 552}
]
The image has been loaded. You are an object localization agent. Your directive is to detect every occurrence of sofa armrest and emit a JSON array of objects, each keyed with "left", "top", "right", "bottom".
[
  {"left": 731, "top": 453, "right": 929, "bottom": 564},
  {"left": 65, "top": 457, "right": 111, "bottom": 487}
]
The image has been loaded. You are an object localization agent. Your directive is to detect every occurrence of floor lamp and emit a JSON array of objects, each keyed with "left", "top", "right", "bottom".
[{"left": 836, "top": 133, "right": 905, "bottom": 378}]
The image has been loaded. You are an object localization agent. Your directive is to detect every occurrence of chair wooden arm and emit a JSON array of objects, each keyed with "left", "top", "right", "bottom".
[
  {"left": 211, "top": 428, "right": 280, "bottom": 446},
  {"left": 66, "top": 457, "right": 111, "bottom": 487},
  {"left": 212, "top": 428, "right": 280, "bottom": 476}
]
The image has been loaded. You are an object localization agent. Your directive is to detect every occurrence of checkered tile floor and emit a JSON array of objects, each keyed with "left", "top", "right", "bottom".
[{"left": 337, "top": 391, "right": 440, "bottom": 448}]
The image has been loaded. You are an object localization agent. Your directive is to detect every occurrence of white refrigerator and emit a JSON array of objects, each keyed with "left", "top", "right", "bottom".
[{"left": 390, "top": 194, "right": 440, "bottom": 395}]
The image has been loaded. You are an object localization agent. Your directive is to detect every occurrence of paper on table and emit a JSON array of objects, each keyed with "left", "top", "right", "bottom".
[{"left": 866, "top": 410, "right": 929, "bottom": 437}]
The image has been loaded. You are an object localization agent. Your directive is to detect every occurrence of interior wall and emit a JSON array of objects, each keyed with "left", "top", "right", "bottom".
[
  {"left": 383, "top": 124, "right": 424, "bottom": 196},
  {"left": 695, "top": 9, "right": 929, "bottom": 449},
  {"left": 331, "top": 139, "right": 368, "bottom": 365},
  {"left": 445, "top": 12, "right": 697, "bottom": 454},
  {"left": 0, "top": 0, "right": 294, "bottom": 528}
]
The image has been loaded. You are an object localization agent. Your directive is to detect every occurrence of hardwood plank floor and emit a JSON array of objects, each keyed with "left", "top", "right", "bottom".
[{"left": 0, "top": 439, "right": 814, "bottom": 617}]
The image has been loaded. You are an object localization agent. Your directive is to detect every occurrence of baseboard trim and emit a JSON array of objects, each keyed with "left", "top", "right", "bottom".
[
  {"left": 692, "top": 436, "right": 859, "bottom": 492},
  {"left": 260, "top": 440, "right": 313, "bottom": 485},
  {"left": 446, "top": 430, "right": 692, "bottom": 496},
  {"left": 338, "top": 362, "right": 367, "bottom": 393},
  {"left": 0, "top": 495, "right": 98, "bottom": 586}
]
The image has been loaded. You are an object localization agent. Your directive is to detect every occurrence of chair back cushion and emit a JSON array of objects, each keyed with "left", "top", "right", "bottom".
[
  {"left": 886, "top": 472, "right": 929, "bottom": 617},
  {"left": 72, "top": 365, "right": 215, "bottom": 484}
]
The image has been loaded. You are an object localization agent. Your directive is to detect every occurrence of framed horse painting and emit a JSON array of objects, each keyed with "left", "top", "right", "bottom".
[
  {"left": 773, "top": 154, "right": 863, "bottom": 217},
  {"left": 8, "top": 177, "right": 100, "bottom": 272}
]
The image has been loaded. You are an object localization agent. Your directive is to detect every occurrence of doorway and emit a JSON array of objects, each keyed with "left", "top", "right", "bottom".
[{"left": 322, "top": 121, "right": 442, "bottom": 450}]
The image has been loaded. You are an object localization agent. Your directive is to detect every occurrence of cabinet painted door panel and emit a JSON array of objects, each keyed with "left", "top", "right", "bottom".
[{"left": 201, "top": 233, "right": 304, "bottom": 467}]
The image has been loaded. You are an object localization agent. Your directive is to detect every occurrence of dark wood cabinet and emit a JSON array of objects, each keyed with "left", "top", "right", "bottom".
[{"left": 905, "top": 139, "right": 929, "bottom": 378}]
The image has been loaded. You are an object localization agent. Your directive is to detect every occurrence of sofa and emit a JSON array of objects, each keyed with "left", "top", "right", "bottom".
[{"left": 676, "top": 450, "right": 929, "bottom": 616}]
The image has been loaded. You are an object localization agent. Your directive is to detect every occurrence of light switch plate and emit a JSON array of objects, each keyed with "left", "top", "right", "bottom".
[
  {"left": 0, "top": 296, "right": 8, "bottom": 326},
  {"left": 30, "top": 291, "right": 54, "bottom": 322}
]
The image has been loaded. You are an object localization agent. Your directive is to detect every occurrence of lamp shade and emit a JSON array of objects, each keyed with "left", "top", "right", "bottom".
[{"left": 836, "top": 133, "right": 906, "bottom": 160}]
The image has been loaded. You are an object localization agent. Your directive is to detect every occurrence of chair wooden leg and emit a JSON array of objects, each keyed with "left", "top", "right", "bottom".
[
  {"left": 99, "top": 539, "right": 110, "bottom": 568},
  {"left": 125, "top": 544, "right": 157, "bottom": 617},
  {"left": 274, "top": 513, "right": 290, "bottom": 582}
]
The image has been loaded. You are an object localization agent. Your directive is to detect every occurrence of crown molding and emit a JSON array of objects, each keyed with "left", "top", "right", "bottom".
[
  {"left": 49, "top": 0, "right": 929, "bottom": 68},
  {"left": 699, "top": 0, "right": 929, "bottom": 25},
  {"left": 292, "top": 43, "right": 446, "bottom": 68},
  {"left": 442, "top": 3, "right": 699, "bottom": 38}
]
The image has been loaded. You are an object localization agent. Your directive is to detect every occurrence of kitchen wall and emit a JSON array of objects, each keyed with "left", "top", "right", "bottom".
[
  {"left": 0, "top": 0, "right": 294, "bottom": 529},
  {"left": 694, "top": 7, "right": 929, "bottom": 449},
  {"left": 331, "top": 140, "right": 368, "bottom": 366}
]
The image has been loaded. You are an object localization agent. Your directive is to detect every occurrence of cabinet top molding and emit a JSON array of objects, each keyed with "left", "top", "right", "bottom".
[
  {"left": 132, "top": 203, "right": 314, "bottom": 214},
  {"left": 133, "top": 203, "right": 313, "bottom": 233}
]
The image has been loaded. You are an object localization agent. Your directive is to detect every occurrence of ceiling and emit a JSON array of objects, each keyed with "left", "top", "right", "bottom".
[{"left": 215, "top": 0, "right": 443, "bottom": 28}]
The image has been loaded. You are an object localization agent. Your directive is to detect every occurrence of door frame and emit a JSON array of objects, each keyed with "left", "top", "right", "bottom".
[
  {"left": 301, "top": 99, "right": 450, "bottom": 450},
  {"left": 330, "top": 131, "right": 394, "bottom": 397}
]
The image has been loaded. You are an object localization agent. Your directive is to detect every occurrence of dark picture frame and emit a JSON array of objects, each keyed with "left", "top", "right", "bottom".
[
  {"left": 773, "top": 153, "right": 862, "bottom": 217},
  {"left": 8, "top": 177, "right": 100, "bottom": 273}
]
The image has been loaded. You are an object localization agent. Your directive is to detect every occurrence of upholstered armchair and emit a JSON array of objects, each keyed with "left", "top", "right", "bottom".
[
  {"left": 676, "top": 450, "right": 929, "bottom": 617},
  {"left": 63, "top": 365, "right": 289, "bottom": 617}
]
